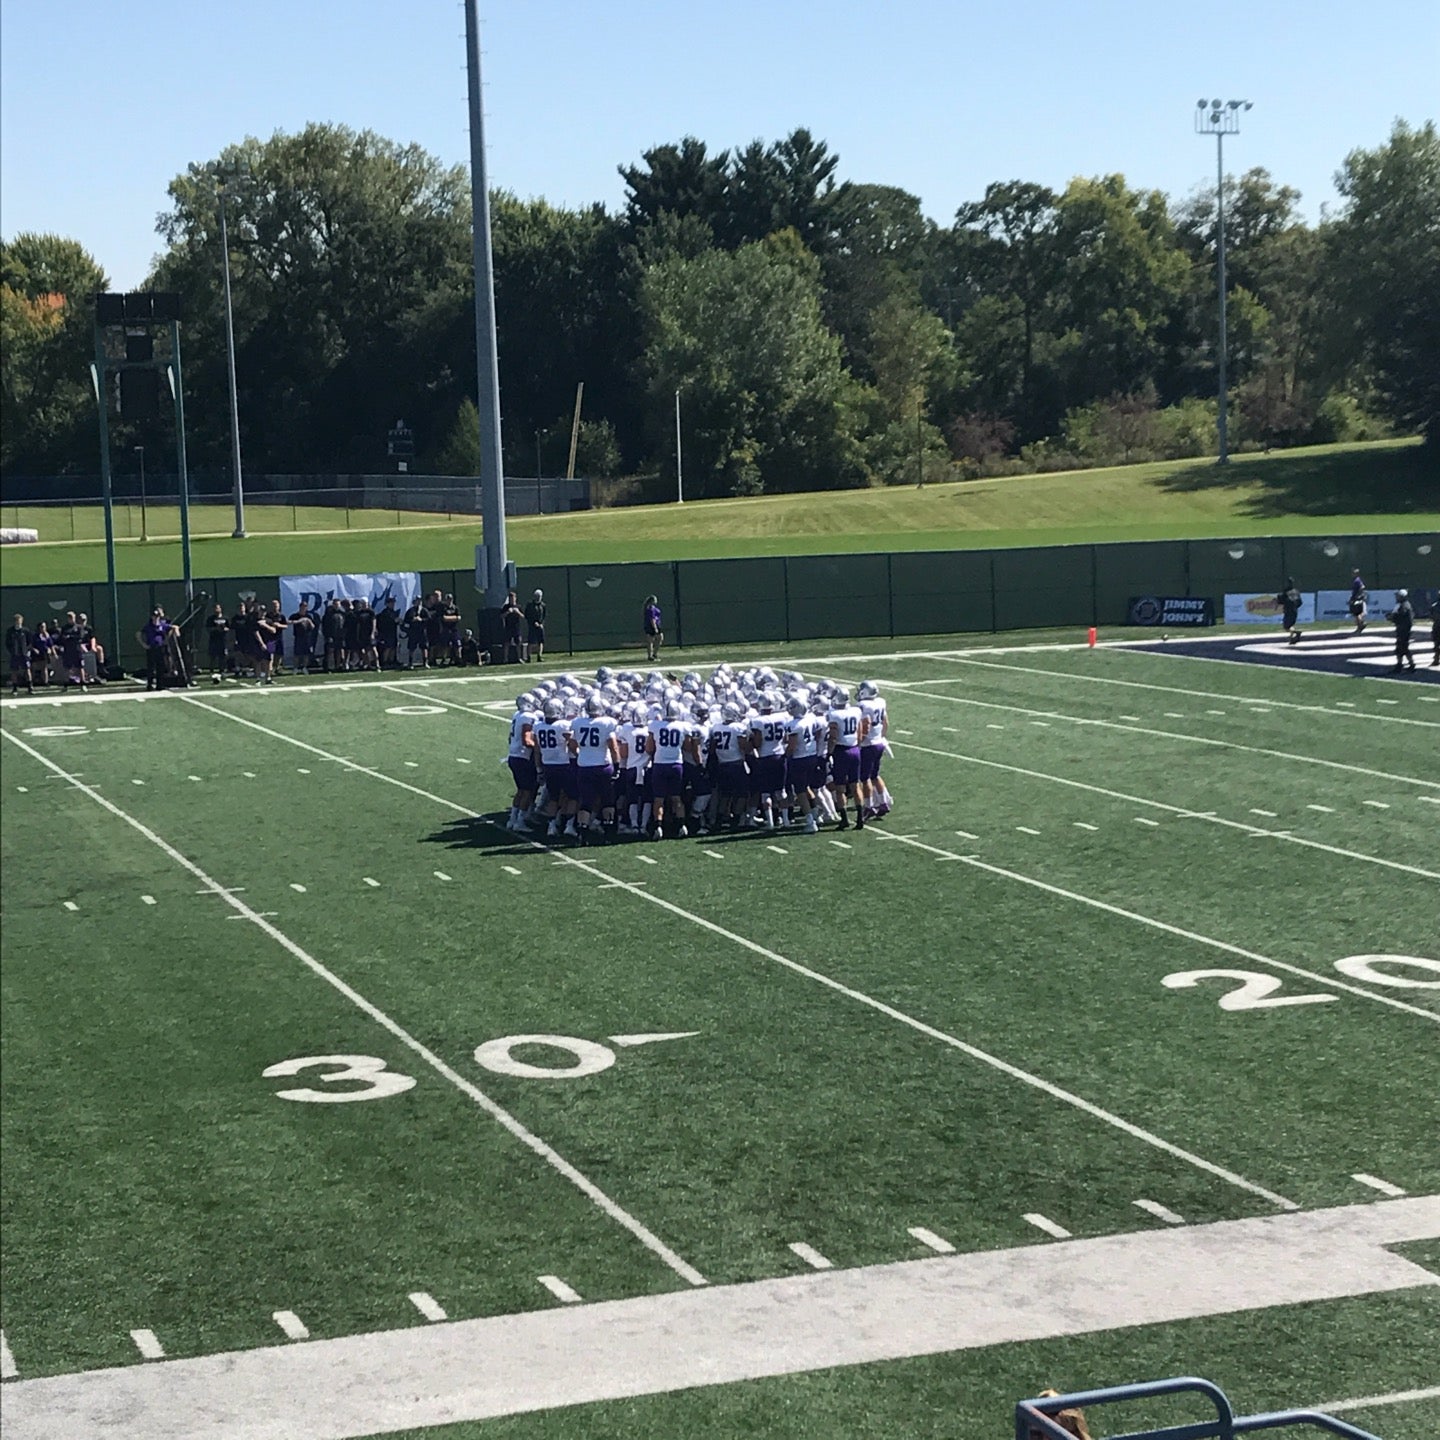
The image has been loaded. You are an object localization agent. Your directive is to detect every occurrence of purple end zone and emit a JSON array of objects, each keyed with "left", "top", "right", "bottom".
[{"left": 1126, "top": 628, "right": 1440, "bottom": 683}]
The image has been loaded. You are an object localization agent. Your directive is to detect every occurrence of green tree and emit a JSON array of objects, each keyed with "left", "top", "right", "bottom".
[
  {"left": 0, "top": 234, "right": 107, "bottom": 474},
  {"left": 1323, "top": 119, "right": 1440, "bottom": 445},
  {"left": 640, "top": 232, "right": 860, "bottom": 495}
]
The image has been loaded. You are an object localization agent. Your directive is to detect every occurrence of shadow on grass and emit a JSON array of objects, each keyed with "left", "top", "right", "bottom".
[{"left": 1153, "top": 443, "right": 1440, "bottom": 519}]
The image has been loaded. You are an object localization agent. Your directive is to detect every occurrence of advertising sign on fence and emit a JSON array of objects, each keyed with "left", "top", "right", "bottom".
[
  {"left": 1224, "top": 591, "right": 1317, "bottom": 625},
  {"left": 1126, "top": 596, "right": 1215, "bottom": 627},
  {"left": 278, "top": 572, "right": 422, "bottom": 656},
  {"left": 1314, "top": 588, "right": 1401, "bottom": 622}
]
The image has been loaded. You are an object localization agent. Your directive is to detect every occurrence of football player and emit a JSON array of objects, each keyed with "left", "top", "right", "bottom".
[
  {"left": 856, "top": 680, "right": 892, "bottom": 818},
  {"left": 826, "top": 686, "right": 868, "bottom": 830},
  {"left": 505, "top": 693, "right": 541, "bottom": 830},
  {"left": 570, "top": 694, "right": 622, "bottom": 844}
]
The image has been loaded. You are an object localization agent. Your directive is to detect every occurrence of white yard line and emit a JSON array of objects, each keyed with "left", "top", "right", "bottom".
[
  {"left": 907, "top": 1226, "right": 955, "bottom": 1254},
  {"left": 167, "top": 695, "right": 1301, "bottom": 1212},
  {"left": 890, "top": 738, "right": 1440, "bottom": 883},
  {"left": 868, "top": 829, "right": 1440, "bottom": 1027},
  {"left": 0, "top": 725, "right": 707, "bottom": 1292},
  {"left": 272, "top": 1312, "right": 309, "bottom": 1341},
  {"left": 3, "top": 1200, "right": 1438, "bottom": 1440},
  {"left": 408, "top": 1292, "right": 447, "bottom": 1323},
  {"left": 129, "top": 1330, "right": 164, "bottom": 1361},
  {"left": 788, "top": 1242, "right": 834, "bottom": 1270},
  {"left": 851, "top": 681, "right": 1440, "bottom": 790},
  {"left": 1353, "top": 1173, "right": 1408, "bottom": 1197},
  {"left": 0, "top": 1328, "right": 16, "bottom": 1379},
  {"left": 1023, "top": 1213, "right": 1072, "bottom": 1240},
  {"left": 1320, "top": 1385, "right": 1440, "bottom": 1415},
  {"left": 1133, "top": 1199, "right": 1186, "bottom": 1226},
  {"left": 537, "top": 1276, "right": 582, "bottom": 1305}
]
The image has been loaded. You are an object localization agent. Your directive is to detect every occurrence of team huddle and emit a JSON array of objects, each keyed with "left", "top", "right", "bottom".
[{"left": 503, "top": 665, "right": 893, "bottom": 843}]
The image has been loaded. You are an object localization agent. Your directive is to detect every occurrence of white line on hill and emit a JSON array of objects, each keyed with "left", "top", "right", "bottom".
[
  {"left": 0, "top": 724, "right": 708, "bottom": 1292},
  {"left": 408, "top": 1292, "right": 447, "bottom": 1323},
  {"left": 164, "top": 696, "right": 1304, "bottom": 1210},
  {"left": 1023, "top": 1213, "right": 1071, "bottom": 1239},
  {"left": 130, "top": 1330, "right": 165, "bottom": 1360},
  {"left": 1133, "top": 1199, "right": 1186, "bottom": 1226},
  {"left": 1353, "top": 1173, "right": 1407, "bottom": 1197},
  {"left": 884, "top": 737, "right": 1440, "bottom": 883},
  {"left": 907, "top": 1227, "right": 955, "bottom": 1254},
  {"left": 537, "top": 1276, "right": 582, "bottom": 1304},
  {"left": 869, "top": 828, "right": 1439, "bottom": 1028},
  {"left": 273, "top": 1311, "right": 309, "bottom": 1341},
  {"left": 0, "top": 1328, "right": 15, "bottom": 1379},
  {"left": 788, "top": 1242, "right": 833, "bottom": 1270}
]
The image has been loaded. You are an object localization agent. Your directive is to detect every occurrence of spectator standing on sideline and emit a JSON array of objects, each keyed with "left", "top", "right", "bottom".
[
  {"left": 402, "top": 598, "right": 430, "bottom": 668},
  {"left": 524, "top": 589, "right": 547, "bottom": 663},
  {"left": 1276, "top": 577, "right": 1303, "bottom": 646},
  {"left": 58, "top": 611, "right": 87, "bottom": 689},
  {"left": 353, "top": 598, "right": 379, "bottom": 671},
  {"left": 1387, "top": 589, "right": 1416, "bottom": 673},
  {"left": 425, "top": 589, "right": 445, "bottom": 661},
  {"left": 229, "top": 597, "right": 250, "bottom": 676},
  {"left": 1431, "top": 593, "right": 1439, "bottom": 667},
  {"left": 377, "top": 595, "right": 400, "bottom": 669},
  {"left": 1348, "top": 568, "right": 1368, "bottom": 633},
  {"left": 341, "top": 599, "right": 359, "bottom": 670},
  {"left": 76, "top": 612, "right": 105, "bottom": 683},
  {"left": 500, "top": 589, "right": 524, "bottom": 664},
  {"left": 206, "top": 604, "right": 230, "bottom": 676},
  {"left": 6, "top": 613, "right": 34, "bottom": 694},
  {"left": 30, "top": 621, "right": 56, "bottom": 685},
  {"left": 140, "top": 607, "right": 172, "bottom": 690},
  {"left": 440, "top": 593, "right": 462, "bottom": 666},
  {"left": 289, "top": 601, "right": 317, "bottom": 675},
  {"left": 642, "top": 594, "right": 663, "bottom": 662},
  {"left": 266, "top": 600, "right": 289, "bottom": 673},
  {"left": 253, "top": 601, "right": 278, "bottom": 684},
  {"left": 321, "top": 599, "right": 343, "bottom": 673}
]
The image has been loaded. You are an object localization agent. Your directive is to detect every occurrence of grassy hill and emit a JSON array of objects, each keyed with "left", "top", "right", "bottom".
[{"left": 3, "top": 438, "right": 1435, "bottom": 587}]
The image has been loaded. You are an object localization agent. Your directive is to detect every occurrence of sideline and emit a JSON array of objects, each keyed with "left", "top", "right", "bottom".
[
  {"left": 0, "top": 727, "right": 707, "bottom": 1292},
  {"left": 3, "top": 1198, "right": 1436, "bottom": 1439}
]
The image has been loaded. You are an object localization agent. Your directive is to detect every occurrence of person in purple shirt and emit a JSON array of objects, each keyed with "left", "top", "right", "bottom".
[
  {"left": 140, "top": 608, "right": 172, "bottom": 690},
  {"left": 30, "top": 621, "right": 56, "bottom": 685},
  {"left": 642, "top": 595, "right": 663, "bottom": 662}
]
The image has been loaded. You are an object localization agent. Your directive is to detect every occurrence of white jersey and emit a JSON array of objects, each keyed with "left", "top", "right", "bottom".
[
  {"left": 508, "top": 708, "right": 541, "bottom": 760},
  {"left": 617, "top": 722, "right": 648, "bottom": 776},
  {"left": 828, "top": 704, "right": 864, "bottom": 750},
  {"left": 751, "top": 712, "right": 792, "bottom": 758},
  {"left": 532, "top": 717, "right": 571, "bottom": 767},
  {"left": 858, "top": 697, "right": 887, "bottom": 747},
  {"left": 648, "top": 717, "right": 694, "bottom": 766},
  {"left": 789, "top": 712, "right": 826, "bottom": 759},
  {"left": 571, "top": 713, "right": 620, "bottom": 768},
  {"left": 709, "top": 719, "right": 749, "bottom": 766}
]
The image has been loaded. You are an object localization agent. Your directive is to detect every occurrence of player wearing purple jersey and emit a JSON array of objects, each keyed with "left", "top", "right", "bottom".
[
  {"left": 827, "top": 688, "right": 868, "bottom": 830},
  {"left": 570, "top": 695, "right": 622, "bottom": 844}
]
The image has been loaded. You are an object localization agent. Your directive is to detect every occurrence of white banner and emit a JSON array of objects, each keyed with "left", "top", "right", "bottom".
[
  {"left": 1224, "top": 591, "right": 1316, "bottom": 625},
  {"left": 1315, "top": 588, "right": 1399, "bottom": 622},
  {"left": 278, "top": 572, "right": 422, "bottom": 656}
]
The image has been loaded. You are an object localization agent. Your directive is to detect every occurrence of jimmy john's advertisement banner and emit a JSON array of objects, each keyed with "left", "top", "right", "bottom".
[
  {"left": 1224, "top": 591, "right": 1318, "bottom": 625},
  {"left": 1127, "top": 596, "right": 1215, "bottom": 627}
]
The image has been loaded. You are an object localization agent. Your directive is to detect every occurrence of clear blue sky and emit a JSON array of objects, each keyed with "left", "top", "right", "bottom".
[{"left": 2, "top": 0, "right": 1436, "bottom": 290}]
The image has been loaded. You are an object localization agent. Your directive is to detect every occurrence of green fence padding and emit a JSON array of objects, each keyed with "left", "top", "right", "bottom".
[
  {"left": 785, "top": 553, "right": 889, "bottom": 601},
  {"left": 1279, "top": 535, "right": 1380, "bottom": 591},
  {"left": 889, "top": 550, "right": 993, "bottom": 598},
  {"left": 995, "top": 587, "right": 1095, "bottom": 632},
  {"left": 566, "top": 561, "right": 677, "bottom": 653},
  {"left": 1093, "top": 540, "right": 1190, "bottom": 624},
  {"left": 1187, "top": 538, "right": 1285, "bottom": 594},
  {"left": 1374, "top": 531, "right": 1440, "bottom": 587},
  {"left": 893, "top": 590, "right": 996, "bottom": 635},
  {"left": 678, "top": 557, "right": 788, "bottom": 647}
]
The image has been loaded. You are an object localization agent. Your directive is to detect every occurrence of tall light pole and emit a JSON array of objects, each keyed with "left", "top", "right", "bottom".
[
  {"left": 211, "top": 160, "right": 249, "bottom": 536},
  {"left": 1194, "top": 98, "right": 1252, "bottom": 466},
  {"left": 674, "top": 389, "right": 683, "bottom": 504},
  {"left": 134, "top": 445, "right": 148, "bottom": 541}
]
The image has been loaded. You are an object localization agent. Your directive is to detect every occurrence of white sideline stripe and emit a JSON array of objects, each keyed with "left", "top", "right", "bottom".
[
  {"left": 408, "top": 1292, "right": 447, "bottom": 1323},
  {"left": 0, "top": 1328, "right": 16, "bottom": 1379},
  {"left": 362, "top": 877, "right": 380, "bottom": 888},
  {"left": 1353, "top": 1173, "right": 1407, "bottom": 1197},
  {"left": 1321, "top": 1385, "right": 1440, "bottom": 1414},
  {"left": 170, "top": 696, "right": 1303, "bottom": 1211},
  {"left": 140, "top": 894, "right": 156, "bottom": 905},
  {"left": 130, "top": 1330, "right": 164, "bottom": 1361},
  {"left": 62, "top": 900, "right": 78, "bottom": 911},
  {"left": 917, "top": 653, "right": 1440, "bottom": 729},
  {"left": 537, "top": 1276, "right": 582, "bottom": 1304},
  {"left": 908, "top": 1226, "right": 955, "bottom": 1254},
  {"left": 870, "top": 680, "right": 1440, "bottom": 790},
  {"left": 887, "top": 738, "right": 1440, "bottom": 883},
  {"left": 1363, "top": 800, "right": 1390, "bottom": 809},
  {"left": 0, "top": 725, "right": 708, "bottom": 1292},
  {"left": 502, "top": 865, "right": 522, "bottom": 875},
  {"left": 789, "top": 1242, "right": 834, "bottom": 1270},
  {"left": 1016, "top": 825, "right": 1040, "bottom": 835},
  {"left": 1422, "top": 795, "right": 1440, "bottom": 804},
  {"left": 1073, "top": 822, "right": 1099, "bottom": 831},
  {"left": 871, "top": 828, "right": 1440, "bottom": 1029},
  {"left": 1023, "top": 1213, "right": 1071, "bottom": 1239},
  {"left": 3, "top": 1202, "right": 1439, "bottom": 1440},
  {"left": 273, "top": 1312, "right": 309, "bottom": 1341},
  {"left": 1133, "top": 1199, "right": 1186, "bottom": 1226}
]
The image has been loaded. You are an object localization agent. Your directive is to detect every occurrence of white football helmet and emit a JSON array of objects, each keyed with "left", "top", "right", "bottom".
[
  {"left": 543, "top": 699, "right": 562, "bottom": 722},
  {"left": 858, "top": 680, "right": 878, "bottom": 700}
]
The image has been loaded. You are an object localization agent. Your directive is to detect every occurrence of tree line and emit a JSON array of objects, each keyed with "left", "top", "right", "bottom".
[{"left": 2, "top": 118, "right": 1436, "bottom": 497}]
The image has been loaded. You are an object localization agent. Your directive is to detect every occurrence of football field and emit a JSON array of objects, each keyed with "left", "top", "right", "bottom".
[{"left": 1, "top": 634, "right": 1437, "bottom": 1439}]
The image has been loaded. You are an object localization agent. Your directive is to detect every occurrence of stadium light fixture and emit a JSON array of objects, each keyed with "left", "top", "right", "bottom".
[{"left": 1193, "top": 99, "right": 1253, "bottom": 465}]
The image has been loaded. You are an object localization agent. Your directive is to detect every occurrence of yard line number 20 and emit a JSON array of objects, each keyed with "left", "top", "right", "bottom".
[{"left": 1162, "top": 954, "right": 1440, "bottom": 1011}]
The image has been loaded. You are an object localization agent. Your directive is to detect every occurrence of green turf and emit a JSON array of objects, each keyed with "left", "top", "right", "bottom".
[
  {"left": 2, "top": 636, "right": 1436, "bottom": 1434},
  {"left": 2, "top": 438, "right": 1434, "bottom": 586}
]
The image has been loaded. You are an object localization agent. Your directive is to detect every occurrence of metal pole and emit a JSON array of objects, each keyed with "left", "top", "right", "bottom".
[
  {"left": 675, "top": 389, "right": 683, "bottom": 504},
  {"left": 135, "top": 445, "right": 148, "bottom": 540},
  {"left": 169, "top": 320, "right": 193, "bottom": 598},
  {"left": 92, "top": 352, "right": 121, "bottom": 664},
  {"left": 463, "top": 0, "right": 509, "bottom": 609},
  {"left": 219, "top": 186, "right": 247, "bottom": 535},
  {"left": 1215, "top": 128, "right": 1229, "bottom": 466}
]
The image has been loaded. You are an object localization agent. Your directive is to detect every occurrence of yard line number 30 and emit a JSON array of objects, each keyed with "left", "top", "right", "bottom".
[{"left": 1162, "top": 954, "right": 1439, "bottom": 1011}]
